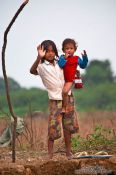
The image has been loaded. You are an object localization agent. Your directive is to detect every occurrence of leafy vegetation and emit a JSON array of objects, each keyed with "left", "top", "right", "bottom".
[
  {"left": 73, "top": 83, "right": 116, "bottom": 111},
  {"left": 0, "top": 87, "right": 48, "bottom": 116},
  {"left": 83, "top": 59, "right": 114, "bottom": 85},
  {"left": 0, "top": 77, "right": 21, "bottom": 91},
  {"left": 71, "top": 125, "right": 116, "bottom": 153}
]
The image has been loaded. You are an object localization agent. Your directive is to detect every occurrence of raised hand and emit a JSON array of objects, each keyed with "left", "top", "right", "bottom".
[
  {"left": 81, "top": 50, "right": 87, "bottom": 57},
  {"left": 37, "top": 45, "right": 46, "bottom": 58}
]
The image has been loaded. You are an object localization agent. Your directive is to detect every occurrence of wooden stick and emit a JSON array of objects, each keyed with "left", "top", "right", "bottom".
[{"left": 1, "top": 0, "right": 29, "bottom": 163}]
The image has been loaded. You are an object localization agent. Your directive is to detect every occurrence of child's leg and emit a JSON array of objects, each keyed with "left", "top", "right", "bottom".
[
  {"left": 62, "top": 93, "right": 79, "bottom": 159},
  {"left": 63, "top": 129, "right": 72, "bottom": 157},
  {"left": 62, "top": 82, "right": 73, "bottom": 113},
  {"left": 48, "top": 139, "right": 54, "bottom": 159},
  {"left": 48, "top": 100, "right": 62, "bottom": 159}
]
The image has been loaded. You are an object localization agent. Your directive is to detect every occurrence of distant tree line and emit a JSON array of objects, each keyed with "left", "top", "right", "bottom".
[
  {"left": 82, "top": 59, "right": 115, "bottom": 85},
  {"left": 0, "top": 77, "right": 21, "bottom": 91},
  {"left": 0, "top": 59, "right": 116, "bottom": 115}
]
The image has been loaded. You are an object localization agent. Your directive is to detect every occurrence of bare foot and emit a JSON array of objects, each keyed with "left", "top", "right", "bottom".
[
  {"left": 48, "top": 153, "right": 53, "bottom": 160},
  {"left": 61, "top": 108, "right": 66, "bottom": 114},
  {"left": 42, "top": 154, "right": 53, "bottom": 161},
  {"left": 66, "top": 152, "right": 73, "bottom": 160}
]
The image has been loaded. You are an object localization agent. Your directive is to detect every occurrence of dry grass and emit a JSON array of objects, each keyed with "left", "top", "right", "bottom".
[
  {"left": 78, "top": 111, "right": 116, "bottom": 138},
  {"left": 0, "top": 111, "right": 116, "bottom": 152}
]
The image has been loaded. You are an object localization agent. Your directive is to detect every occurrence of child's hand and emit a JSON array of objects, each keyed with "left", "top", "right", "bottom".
[
  {"left": 65, "top": 53, "right": 70, "bottom": 58},
  {"left": 81, "top": 50, "right": 87, "bottom": 57},
  {"left": 37, "top": 45, "right": 46, "bottom": 58},
  {"left": 81, "top": 50, "right": 88, "bottom": 66}
]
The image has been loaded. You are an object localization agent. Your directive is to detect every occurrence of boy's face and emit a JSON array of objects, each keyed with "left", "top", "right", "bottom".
[
  {"left": 44, "top": 45, "right": 55, "bottom": 62},
  {"left": 63, "top": 43, "right": 76, "bottom": 57}
]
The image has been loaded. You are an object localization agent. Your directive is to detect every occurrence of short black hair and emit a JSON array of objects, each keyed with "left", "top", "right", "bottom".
[
  {"left": 62, "top": 38, "right": 78, "bottom": 51},
  {"left": 41, "top": 40, "right": 58, "bottom": 60}
]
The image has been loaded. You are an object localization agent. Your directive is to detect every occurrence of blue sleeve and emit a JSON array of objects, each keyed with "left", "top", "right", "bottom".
[
  {"left": 58, "top": 55, "right": 67, "bottom": 68},
  {"left": 78, "top": 55, "right": 88, "bottom": 69}
]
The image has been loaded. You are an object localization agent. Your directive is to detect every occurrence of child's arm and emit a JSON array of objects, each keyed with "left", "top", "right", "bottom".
[
  {"left": 78, "top": 50, "right": 88, "bottom": 69},
  {"left": 58, "top": 55, "right": 67, "bottom": 68},
  {"left": 30, "top": 45, "right": 46, "bottom": 75},
  {"left": 30, "top": 56, "right": 41, "bottom": 75}
]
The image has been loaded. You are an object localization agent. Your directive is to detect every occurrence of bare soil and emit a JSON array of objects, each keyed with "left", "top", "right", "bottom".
[{"left": 0, "top": 148, "right": 116, "bottom": 175}]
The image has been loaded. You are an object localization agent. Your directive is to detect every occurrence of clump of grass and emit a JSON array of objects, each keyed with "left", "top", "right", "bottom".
[{"left": 72, "top": 124, "right": 116, "bottom": 154}]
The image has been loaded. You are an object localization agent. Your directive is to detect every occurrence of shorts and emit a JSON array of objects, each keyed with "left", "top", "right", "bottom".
[{"left": 48, "top": 93, "right": 79, "bottom": 140}]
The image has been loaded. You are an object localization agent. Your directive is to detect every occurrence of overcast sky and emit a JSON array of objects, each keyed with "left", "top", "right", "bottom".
[{"left": 0, "top": 0, "right": 116, "bottom": 88}]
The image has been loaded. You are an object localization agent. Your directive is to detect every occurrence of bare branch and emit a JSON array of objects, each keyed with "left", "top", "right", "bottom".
[{"left": 1, "top": 0, "right": 29, "bottom": 162}]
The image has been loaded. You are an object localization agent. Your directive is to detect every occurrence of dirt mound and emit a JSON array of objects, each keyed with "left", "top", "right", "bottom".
[{"left": 0, "top": 153, "right": 116, "bottom": 175}]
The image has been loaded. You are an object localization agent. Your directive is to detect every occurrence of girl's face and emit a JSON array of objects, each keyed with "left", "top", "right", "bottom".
[
  {"left": 63, "top": 43, "right": 76, "bottom": 57},
  {"left": 44, "top": 45, "right": 56, "bottom": 62}
]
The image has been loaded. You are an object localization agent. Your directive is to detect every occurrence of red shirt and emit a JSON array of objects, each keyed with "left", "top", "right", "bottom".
[{"left": 63, "top": 56, "right": 78, "bottom": 82}]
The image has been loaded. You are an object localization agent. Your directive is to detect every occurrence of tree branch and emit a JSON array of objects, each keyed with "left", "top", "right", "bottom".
[{"left": 1, "top": 0, "right": 29, "bottom": 163}]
